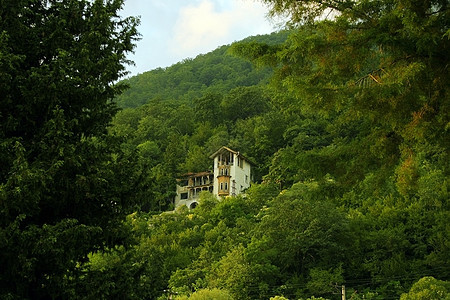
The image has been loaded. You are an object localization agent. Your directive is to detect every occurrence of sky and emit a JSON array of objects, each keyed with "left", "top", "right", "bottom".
[{"left": 119, "top": 0, "right": 278, "bottom": 77}]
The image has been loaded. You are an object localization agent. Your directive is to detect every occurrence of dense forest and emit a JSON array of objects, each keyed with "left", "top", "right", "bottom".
[{"left": 1, "top": 0, "right": 448, "bottom": 299}]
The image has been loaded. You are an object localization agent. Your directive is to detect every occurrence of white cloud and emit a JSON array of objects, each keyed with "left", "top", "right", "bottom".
[
  {"left": 170, "top": 0, "right": 273, "bottom": 58},
  {"left": 120, "top": 0, "right": 276, "bottom": 76}
]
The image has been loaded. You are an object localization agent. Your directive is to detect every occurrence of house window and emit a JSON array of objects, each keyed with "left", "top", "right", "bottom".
[
  {"left": 238, "top": 157, "right": 243, "bottom": 168},
  {"left": 225, "top": 182, "right": 228, "bottom": 190},
  {"left": 245, "top": 175, "right": 248, "bottom": 183},
  {"left": 220, "top": 183, "right": 223, "bottom": 190},
  {"left": 181, "top": 192, "right": 188, "bottom": 199}
]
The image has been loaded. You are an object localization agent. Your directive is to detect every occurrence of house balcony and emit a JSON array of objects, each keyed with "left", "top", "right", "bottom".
[
  {"left": 189, "top": 186, "right": 214, "bottom": 199},
  {"left": 218, "top": 190, "right": 230, "bottom": 196},
  {"left": 217, "top": 161, "right": 233, "bottom": 167},
  {"left": 217, "top": 165, "right": 231, "bottom": 177}
]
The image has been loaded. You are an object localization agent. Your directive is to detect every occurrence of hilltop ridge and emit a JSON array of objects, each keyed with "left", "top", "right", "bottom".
[{"left": 115, "top": 31, "right": 290, "bottom": 108}]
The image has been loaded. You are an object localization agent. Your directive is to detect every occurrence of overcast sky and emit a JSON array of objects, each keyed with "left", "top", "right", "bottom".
[{"left": 119, "top": 0, "right": 277, "bottom": 77}]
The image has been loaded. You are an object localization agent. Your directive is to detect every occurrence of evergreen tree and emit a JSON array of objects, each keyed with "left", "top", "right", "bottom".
[{"left": 0, "top": 0, "right": 139, "bottom": 298}]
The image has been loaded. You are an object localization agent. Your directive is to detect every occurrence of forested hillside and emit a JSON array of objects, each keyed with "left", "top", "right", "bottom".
[
  {"left": 1, "top": 0, "right": 448, "bottom": 299},
  {"left": 115, "top": 31, "right": 289, "bottom": 108},
  {"left": 105, "top": 8, "right": 448, "bottom": 298}
]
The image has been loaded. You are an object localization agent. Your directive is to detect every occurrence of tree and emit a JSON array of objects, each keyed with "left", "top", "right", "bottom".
[
  {"left": 254, "top": 0, "right": 449, "bottom": 159},
  {"left": 241, "top": 182, "right": 350, "bottom": 299},
  {"left": 235, "top": 0, "right": 449, "bottom": 180},
  {"left": 207, "top": 245, "right": 278, "bottom": 300},
  {"left": 175, "top": 288, "right": 234, "bottom": 300},
  {"left": 221, "top": 86, "right": 270, "bottom": 122},
  {"left": 400, "top": 277, "right": 449, "bottom": 300},
  {"left": 235, "top": 2, "right": 449, "bottom": 295},
  {"left": 181, "top": 145, "right": 212, "bottom": 173},
  {"left": 194, "top": 92, "right": 224, "bottom": 125},
  {"left": 0, "top": 0, "right": 139, "bottom": 298}
]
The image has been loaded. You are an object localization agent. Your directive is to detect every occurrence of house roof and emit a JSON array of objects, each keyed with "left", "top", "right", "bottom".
[
  {"left": 209, "top": 146, "right": 254, "bottom": 165},
  {"left": 178, "top": 171, "right": 213, "bottom": 179}
]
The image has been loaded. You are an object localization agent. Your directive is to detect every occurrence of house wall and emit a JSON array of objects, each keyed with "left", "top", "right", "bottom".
[
  {"left": 230, "top": 154, "right": 251, "bottom": 194},
  {"left": 174, "top": 184, "right": 189, "bottom": 207},
  {"left": 175, "top": 173, "right": 213, "bottom": 208},
  {"left": 212, "top": 151, "right": 251, "bottom": 198},
  {"left": 213, "top": 156, "right": 219, "bottom": 196}
]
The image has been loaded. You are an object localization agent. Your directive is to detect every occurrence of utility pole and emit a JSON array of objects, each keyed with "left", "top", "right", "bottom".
[{"left": 341, "top": 285, "right": 346, "bottom": 300}]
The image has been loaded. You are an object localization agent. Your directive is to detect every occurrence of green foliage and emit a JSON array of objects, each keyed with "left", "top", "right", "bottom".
[
  {"left": 181, "top": 145, "right": 212, "bottom": 173},
  {"left": 0, "top": 0, "right": 139, "bottom": 298},
  {"left": 307, "top": 267, "right": 344, "bottom": 296},
  {"left": 98, "top": 11, "right": 448, "bottom": 296},
  {"left": 400, "top": 277, "right": 450, "bottom": 300},
  {"left": 3, "top": 0, "right": 447, "bottom": 297},
  {"left": 114, "top": 38, "right": 281, "bottom": 108},
  {"left": 175, "top": 288, "right": 234, "bottom": 300},
  {"left": 221, "top": 86, "right": 270, "bottom": 122},
  {"left": 194, "top": 93, "right": 224, "bottom": 125}
]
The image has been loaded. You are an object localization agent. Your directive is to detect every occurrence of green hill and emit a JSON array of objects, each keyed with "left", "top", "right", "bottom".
[{"left": 115, "top": 31, "right": 289, "bottom": 108}]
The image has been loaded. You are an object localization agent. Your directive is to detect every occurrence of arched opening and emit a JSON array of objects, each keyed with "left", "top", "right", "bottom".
[{"left": 189, "top": 202, "right": 198, "bottom": 209}]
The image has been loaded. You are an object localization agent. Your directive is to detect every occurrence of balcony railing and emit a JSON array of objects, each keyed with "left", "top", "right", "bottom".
[{"left": 217, "top": 162, "right": 233, "bottom": 167}]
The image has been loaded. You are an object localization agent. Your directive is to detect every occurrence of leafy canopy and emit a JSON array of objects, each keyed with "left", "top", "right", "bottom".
[{"left": 0, "top": 0, "right": 139, "bottom": 298}]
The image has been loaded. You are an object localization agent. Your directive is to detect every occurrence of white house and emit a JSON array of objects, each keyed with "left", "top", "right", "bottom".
[
  {"left": 174, "top": 146, "right": 253, "bottom": 208},
  {"left": 210, "top": 146, "right": 252, "bottom": 198},
  {"left": 174, "top": 171, "right": 214, "bottom": 209}
]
